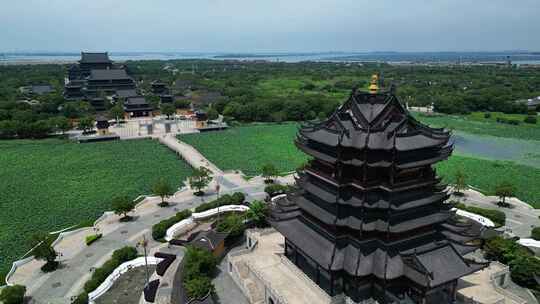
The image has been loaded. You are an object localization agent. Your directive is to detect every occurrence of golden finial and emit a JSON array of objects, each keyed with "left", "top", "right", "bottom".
[{"left": 369, "top": 74, "right": 379, "bottom": 93}]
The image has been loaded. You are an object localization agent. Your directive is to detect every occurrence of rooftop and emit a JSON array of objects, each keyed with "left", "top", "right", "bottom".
[
  {"left": 229, "top": 229, "right": 331, "bottom": 304},
  {"left": 80, "top": 52, "right": 112, "bottom": 64},
  {"left": 89, "top": 69, "right": 131, "bottom": 81}
]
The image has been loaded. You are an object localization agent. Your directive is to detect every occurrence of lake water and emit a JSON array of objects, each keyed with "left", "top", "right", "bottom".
[
  {"left": 2, "top": 51, "right": 540, "bottom": 64},
  {"left": 453, "top": 132, "right": 540, "bottom": 168}
]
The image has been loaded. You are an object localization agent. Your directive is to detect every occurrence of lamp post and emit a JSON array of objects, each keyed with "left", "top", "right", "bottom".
[{"left": 138, "top": 235, "right": 150, "bottom": 286}]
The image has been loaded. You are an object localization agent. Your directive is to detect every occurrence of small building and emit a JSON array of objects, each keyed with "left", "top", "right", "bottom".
[
  {"left": 160, "top": 95, "right": 174, "bottom": 104},
  {"left": 151, "top": 81, "right": 169, "bottom": 95},
  {"left": 113, "top": 89, "right": 138, "bottom": 103},
  {"left": 90, "top": 97, "right": 107, "bottom": 112},
  {"left": 194, "top": 111, "right": 208, "bottom": 128},
  {"left": 174, "top": 79, "right": 198, "bottom": 93},
  {"left": 64, "top": 81, "right": 85, "bottom": 100},
  {"left": 188, "top": 230, "right": 228, "bottom": 257},
  {"left": 95, "top": 115, "right": 110, "bottom": 135},
  {"left": 19, "top": 84, "right": 55, "bottom": 95},
  {"left": 124, "top": 96, "right": 153, "bottom": 118}
]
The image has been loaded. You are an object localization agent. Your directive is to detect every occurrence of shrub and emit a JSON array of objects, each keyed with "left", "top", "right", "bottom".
[
  {"left": 496, "top": 117, "right": 521, "bottom": 125},
  {"left": 264, "top": 184, "right": 290, "bottom": 197},
  {"left": 524, "top": 115, "right": 537, "bottom": 124},
  {"left": 151, "top": 209, "right": 192, "bottom": 241},
  {"left": 531, "top": 227, "right": 540, "bottom": 241},
  {"left": 183, "top": 246, "right": 217, "bottom": 299},
  {"left": 83, "top": 246, "right": 138, "bottom": 294},
  {"left": 85, "top": 234, "right": 102, "bottom": 246},
  {"left": 194, "top": 192, "right": 245, "bottom": 213},
  {"left": 72, "top": 292, "right": 88, "bottom": 304},
  {"left": 216, "top": 214, "right": 246, "bottom": 238},
  {"left": 184, "top": 276, "right": 214, "bottom": 299},
  {"left": 0, "top": 284, "right": 26, "bottom": 304},
  {"left": 455, "top": 203, "right": 506, "bottom": 227},
  {"left": 112, "top": 246, "right": 138, "bottom": 262},
  {"left": 509, "top": 254, "right": 540, "bottom": 288},
  {"left": 484, "top": 112, "right": 491, "bottom": 119}
]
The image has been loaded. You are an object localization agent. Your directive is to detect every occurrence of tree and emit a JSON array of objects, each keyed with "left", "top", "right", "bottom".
[
  {"left": 246, "top": 200, "right": 268, "bottom": 227},
  {"left": 152, "top": 178, "right": 174, "bottom": 207},
  {"left": 509, "top": 254, "right": 540, "bottom": 288},
  {"left": 217, "top": 214, "right": 245, "bottom": 238},
  {"left": 111, "top": 196, "right": 135, "bottom": 221},
  {"left": 184, "top": 276, "right": 214, "bottom": 299},
  {"left": 261, "top": 163, "right": 279, "bottom": 183},
  {"left": 31, "top": 233, "right": 59, "bottom": 272},
  {"left": 495, "top": 181, "right": 515, "bottom": 207},
  {"left": 161, "top": 103, "right": 175, "bottom": 119},
  {"left": 207, "top": 107, "right": 219, "bottom": 120},
  {"left": 78, "top": 116, "right": 94, "bottom": 133},
  {"left": 188, "top": 167, "right": 212, "bottom": 196},
  {"left": 109, "top": 104, "right": 124, "bottom": 122},
  {"left": 0, "top": 284, "right": 26, "bottom": 304},
  {"left": 50, "top": 116, "right": 71, "bottom": 135},
  {"left": 454, "top": 168, "right": 467, "bottom": 195}
]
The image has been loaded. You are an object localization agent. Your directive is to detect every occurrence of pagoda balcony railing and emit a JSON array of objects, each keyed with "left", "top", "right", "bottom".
[{"left": 305, "top": 167, "right": 438, "bottom": 193}]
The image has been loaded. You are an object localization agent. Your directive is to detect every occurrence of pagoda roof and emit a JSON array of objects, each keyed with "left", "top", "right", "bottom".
[
  {"left": 115, "top": 89, "right": 138, "bottom": 98},
  {"left": 80, "top": 52, "right": 112, "bottom": 64},
  {"left": 298, "top": 90, "right": 450, "bottom": 153},
  {"left": 125, "top": 96, "right": 149, "bottom": 105},
  {"left": 89, "top": 69, "right": 131, "bottom": 81}
]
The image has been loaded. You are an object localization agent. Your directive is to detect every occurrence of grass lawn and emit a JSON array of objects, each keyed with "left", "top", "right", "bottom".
[
  {"left": 181, "top": 124, "right": 540, "bottom": 209},
  {"left": 414, "top": 112, "right": 540, "bottom": 141},
  {"left": 0, "top": 138, "right": 193, "bottom": 281}
]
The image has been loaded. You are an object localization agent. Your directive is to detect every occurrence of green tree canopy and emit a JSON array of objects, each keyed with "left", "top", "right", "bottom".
[
  {"left": 261, "top": 163, "right": 279, "bottom": 183},
  {"left": 161, "top": 103, "right": 175, "bottom": 119},
  {"left": 0, "top": 284, "right": 26, "bottom": 304},
  {"left": 152, "top": 178, "right": 174, "bottom": 206},
  {"left": 246, "top": 200, "right": 268, "bottom": 227},
  {"left": 188, "top": 167, "right": 212, "bottom": 196},
  {"left": 111, "top": 196, "right": 135, "bottom": 221},
  {"left": 495, "top": 181, "right": 515, "bottom": 205}
]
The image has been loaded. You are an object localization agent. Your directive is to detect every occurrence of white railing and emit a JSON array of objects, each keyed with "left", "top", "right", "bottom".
[
  {"left": 517, "top": 238, "right": 540, "bottom": 248},
  {"left": 164, "top": 205, "right": 249, "bottom": 241},
  {"left": 452, "top": 208, "right": 495, "bottom": 227},
  {"left": 88, "top": 256, "right": 163, "bottom": 304}
]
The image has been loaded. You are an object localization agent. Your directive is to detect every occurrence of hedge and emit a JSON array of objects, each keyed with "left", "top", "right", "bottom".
[
  {"left": 75, "top": 246, "right": 138, "bottom": 301},
  {"left": 85, "top": 234, "right": 102, "bottom": 246},
  {"left": 193, "top": 192, "right": 245, "bottom": 213},
  {"left": 532, "top": 227, "right": 540, "bottom": 241},
  {"left": 264, "top": 184, "right": 291, "bottom": 197},
  {"left": 152, "top": 209, "right": 192, "bottom": 241},
  {"left": 455, "top": 203, "right": 506, "bottom": 227}
]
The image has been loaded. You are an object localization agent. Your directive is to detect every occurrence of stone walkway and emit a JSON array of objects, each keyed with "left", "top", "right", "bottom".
[{"left": 452, "top": 188, "right": 540, "bottom": 238}]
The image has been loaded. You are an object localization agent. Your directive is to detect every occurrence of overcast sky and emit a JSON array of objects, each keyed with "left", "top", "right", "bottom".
[{"left": 1, "top": 0, "right": 539, "bottom": 52}]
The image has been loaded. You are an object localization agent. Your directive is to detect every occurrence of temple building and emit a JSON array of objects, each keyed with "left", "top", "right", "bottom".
[
  {"left": 64, "top": 52, "right": 136, "bottom": 103},
  {"left": 268, "top": 77, "right": 488, "bottom": 304},
  {"left": 68, "top": 52, "right": 113, "bottom": 80},
  {"left": 85, "top": 69, "right": 136, "bottom": 98},
  {"left": 123, "top": 96, "right": 153, "bottom": 118}
]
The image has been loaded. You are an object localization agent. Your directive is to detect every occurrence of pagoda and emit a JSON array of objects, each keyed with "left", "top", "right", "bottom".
[{"left": 270, "top": 75, "right": 487, "bottom": 304}]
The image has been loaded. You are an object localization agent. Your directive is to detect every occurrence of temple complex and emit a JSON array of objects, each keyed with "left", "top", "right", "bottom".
[
  {"left": 263, "top": 76, "right": 487, "bottom": 303},
  {"left": 64, "top": 52, "right": 136, "bottom": 103}
]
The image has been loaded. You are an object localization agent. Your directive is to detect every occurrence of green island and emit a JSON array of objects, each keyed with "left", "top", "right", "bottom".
[
  {"left": 181, "top": 124, "right": 540, "bottom": 208},
  {"left": 0, "top": 139, "right": 193, "bottom": 281}
]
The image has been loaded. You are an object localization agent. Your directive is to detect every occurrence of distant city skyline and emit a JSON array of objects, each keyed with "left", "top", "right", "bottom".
[{"left": 1, "top": 0, "right": 539, "bottom": 52}]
